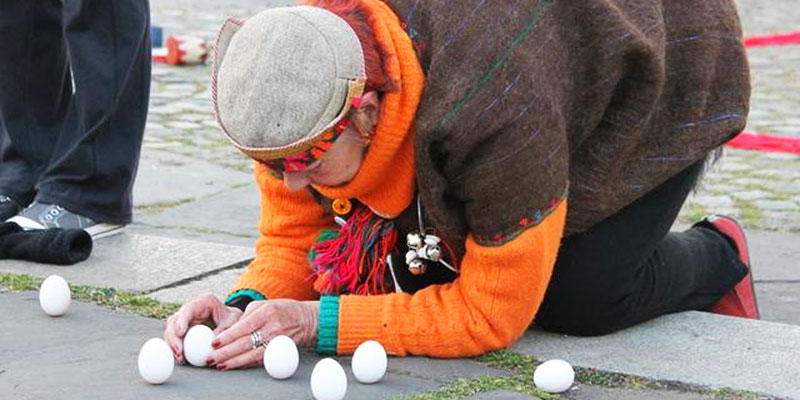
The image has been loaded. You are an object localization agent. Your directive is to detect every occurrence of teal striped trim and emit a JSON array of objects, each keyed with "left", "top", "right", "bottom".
[
  {"left": 224, "top": 289, "right": 266, "bottom": 305},
  {"left": 316, "top": 296, "right": 340, "bottom": 355}
]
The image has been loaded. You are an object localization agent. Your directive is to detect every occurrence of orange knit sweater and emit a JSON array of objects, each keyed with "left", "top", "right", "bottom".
[{"left": 230, "top": 0, "right": 568, "bottom": 357}]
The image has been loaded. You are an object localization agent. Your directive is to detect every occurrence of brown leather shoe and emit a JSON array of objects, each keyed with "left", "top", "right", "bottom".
[{"left": 698, "top": 215, "right": 760, "bottom": 319}]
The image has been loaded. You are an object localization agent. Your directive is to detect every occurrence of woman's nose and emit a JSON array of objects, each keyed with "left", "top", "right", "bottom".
[{"left": 283, "top": 171, "right": 310, "bottom": 191}]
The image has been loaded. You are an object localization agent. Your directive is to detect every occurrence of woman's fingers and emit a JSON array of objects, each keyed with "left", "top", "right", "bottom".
[
  {"left": 163, "top": 294, "right": 220, "bottom": 363},
  {"left": 212, "top": 306, "right": 270, "bottom": 349},
  {"left": 207, "top": 333, "right": 256, "bottom": 366},
  {"left": 212, "top": 306, "right": 244, "bottom": 335},
  {"left": 164, "top": 314, "right": 187, "bottom": 364},
  {"left": 217, "top": 346, "right": 265, "bottom": 371},
  {"left": 240, "top": 299, "right": 267, "bottom": 318}
]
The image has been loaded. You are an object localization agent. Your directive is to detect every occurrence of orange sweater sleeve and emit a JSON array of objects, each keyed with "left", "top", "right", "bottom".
[
  {"left": 336, "top": 200, "right": 567, "bottom": 357},
  {"left": 229, "top": 162, "right": 336, "bottom": 300}
]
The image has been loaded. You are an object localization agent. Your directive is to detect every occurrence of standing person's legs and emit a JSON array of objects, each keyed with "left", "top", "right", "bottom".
[
  {"left": 0, "top": 0, "right": 71, "bottom": 216},
  {"left": 34, "top": 0, "right": 151, "bottom": 225},
  {"left": 535, "top": 159, "right": 748, "bottom": 336}
]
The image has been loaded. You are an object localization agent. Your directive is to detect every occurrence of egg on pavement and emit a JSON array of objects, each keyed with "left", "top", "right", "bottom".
[
  {"left": 352, "top": 340, "right": 387, "bottom": 384},
  {"left": 310, "top": 358, "right": 347, "bottom": 400},
  {"left": 183, "top": 325, "right": 215, "bottom": 367},
  {"left": 138, "top": 338, "right": 174, "bottom": 384},
  {"left": 39, "top": 275, "right": 71, "bottom": 317},
  {"left": 263, "top": 335, "right": 299, "bottom": 379}
]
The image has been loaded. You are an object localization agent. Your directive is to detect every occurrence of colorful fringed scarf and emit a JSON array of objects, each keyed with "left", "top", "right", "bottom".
[{"left": 310, "top": 205, "right": 398, "bottom": 295}]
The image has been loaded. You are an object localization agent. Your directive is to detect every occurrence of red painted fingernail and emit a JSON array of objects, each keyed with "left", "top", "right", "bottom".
[
  {"left": 216, "top": 363, "right": 227, "bottom": 371},
  {"left": 211, "top": 340, "right": 221, "bottom": 348},
  {"left": 205, "top": 357, "right": 214, "bottom": 365}
]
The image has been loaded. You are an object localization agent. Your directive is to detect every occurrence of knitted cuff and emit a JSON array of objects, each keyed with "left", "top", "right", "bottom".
[
  {"left": 316, "top": 296, "right": 340, "bottom": 355},
  {"left": 224, "top": 289, "right": 266, "bottom": 311}
]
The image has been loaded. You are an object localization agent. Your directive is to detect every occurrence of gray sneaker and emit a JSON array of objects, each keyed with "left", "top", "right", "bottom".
[
  {"left": 1, "top": 195, "right": 22, "bottom": 221},
  {"left": 7, "top": 201, "right": 124, "bottom": 239}
]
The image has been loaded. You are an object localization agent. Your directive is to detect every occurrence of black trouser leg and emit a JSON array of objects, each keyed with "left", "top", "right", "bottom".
[
  {"left": 0, "top": 0, "right": 71, "bottom": 205},
  {"left": 35, "top": 0, "right": 151, "bottom": 224},
  {"left": 535, "top": 160, "right": 748, "bottom": 336}
]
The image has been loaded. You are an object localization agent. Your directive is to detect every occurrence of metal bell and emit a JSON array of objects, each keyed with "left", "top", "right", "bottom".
[
  {"left": 423, "top": 234, "right": 441, "bottom": 246},
  {"left": 407, "top": 233, "right": 423, "bottom": 250},
  {"left": 408, "top": 259, "right": 426, "bottom": 275},
  {"left": 405, "top": 250, "right": 418, "bottom": 265},
  {"left": 425, "top": 245, "right": 442, "bottom": 261}
]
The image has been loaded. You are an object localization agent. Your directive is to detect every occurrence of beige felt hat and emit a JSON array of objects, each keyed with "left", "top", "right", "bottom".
[{"left": 211, "top": 6, "right": 367, "bottom": 161}]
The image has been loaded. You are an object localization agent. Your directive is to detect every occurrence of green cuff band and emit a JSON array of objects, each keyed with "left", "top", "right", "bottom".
[
  {"left": 316, "top": 296, "right": 340, "bottom": 355},
  {"left": 224, "top": 289, "right": 266, "bottom": 305}
]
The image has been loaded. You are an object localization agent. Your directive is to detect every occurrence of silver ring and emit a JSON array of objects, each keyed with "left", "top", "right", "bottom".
[{"left": 250, "top": 330, "right": 264, "bottom": 349}]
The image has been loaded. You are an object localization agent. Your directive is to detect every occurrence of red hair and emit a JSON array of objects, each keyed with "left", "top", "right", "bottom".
[{"left": 306, "top": 0, "right": 395, "bottom": 92}]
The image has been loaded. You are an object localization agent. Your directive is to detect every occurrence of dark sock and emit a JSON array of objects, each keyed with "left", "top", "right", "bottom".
[{"left": 0, "top": 222, "right": 93, "bottom": 265}]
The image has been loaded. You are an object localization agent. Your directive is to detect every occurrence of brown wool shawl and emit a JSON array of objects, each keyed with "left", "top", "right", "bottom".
[{"left": 384, "top": 0, "right": 749, "bottom": 247}]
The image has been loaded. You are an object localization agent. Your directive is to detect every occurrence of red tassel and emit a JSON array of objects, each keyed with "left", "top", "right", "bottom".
[{"left": 311, "top": 206, "right": 398, "bottom": 295}]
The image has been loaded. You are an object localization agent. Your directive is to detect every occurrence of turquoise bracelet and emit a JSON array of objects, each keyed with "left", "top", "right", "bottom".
[
  {"left": 224, "top": 289, "right": 266, "bottom": 305},
  {"left": 316, "top": 296, "right": 340, "bottom": 355}
]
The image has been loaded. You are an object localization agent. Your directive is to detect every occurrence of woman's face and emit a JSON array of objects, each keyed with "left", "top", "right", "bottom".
[
  {"left": 281, "top": 91, "right": 381, "bottom": 191},
  {"left": 282, "top": 128, "right": 368, "bottom": 190}
]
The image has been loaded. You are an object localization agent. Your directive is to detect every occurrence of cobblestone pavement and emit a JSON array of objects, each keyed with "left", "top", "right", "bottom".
[
  {"left": 144, "top": 0, "right": 800, "bottom": 235},
  {"left": 678, "top": 0, "right": 800, "bottom": 232}
]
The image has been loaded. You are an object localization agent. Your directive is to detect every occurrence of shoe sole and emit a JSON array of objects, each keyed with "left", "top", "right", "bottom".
[{"left": 86, "top": 224, "right": 126, "bottom": 239}]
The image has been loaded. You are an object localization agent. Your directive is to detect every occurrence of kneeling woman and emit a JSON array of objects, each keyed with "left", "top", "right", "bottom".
[{"left": 164, "top": 0, "right": 757, "bottom": 369}]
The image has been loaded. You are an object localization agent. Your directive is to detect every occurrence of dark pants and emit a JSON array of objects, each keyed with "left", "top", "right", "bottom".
[
  {"left": 535, "top": 160, "right": 748, "bottom": 336},
  {"left": 0, "top": 0, "right": 151, "bottom": 224}
]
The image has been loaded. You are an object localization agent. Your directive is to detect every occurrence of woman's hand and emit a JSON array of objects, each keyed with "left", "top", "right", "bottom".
[
  {"left": 163, "top": 293, "right": 244, "bottom": 364},
  {"left": 207, "top": 299, "right": 320, "bottom": 370}
]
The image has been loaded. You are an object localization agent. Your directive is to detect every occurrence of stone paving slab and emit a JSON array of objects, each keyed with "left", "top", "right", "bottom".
[
  {"left": 745, "top": 230, "right": 800, "bottom": 325},
  {"left": 133, "top": 148, "right": 253, "bottom": 208},
  {"left": 128, "top": 224, "right": 256, "bottom": 248},
  {"left": 387, "top": 356, "right": 511, "bottom": 384},
  {"left": 0, "top": 233, "right": 252, "bottom": 294},
  {"left": 747, "top": 230, "right": 800, "bottom": 281},
  {"left": 148, "top": 267, "right": 245, "bottom": 304},
  {"left": 515, "top": 312, "right": 800, "bottom": 399},
  {"left": 134, "top": 184, "right": 261, "bottom": 242},
  {"left": 0, "top": 292, "right": 502, "bottom": 400},
  {"left": 756, "top": 282, "right": 800, "bottom": 326}
]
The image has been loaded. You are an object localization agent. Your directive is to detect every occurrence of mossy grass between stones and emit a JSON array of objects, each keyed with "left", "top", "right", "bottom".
[
  {"left": 734, "top": 198, "right": 765, "bottom": 227},
  {"left": 134, "top": 197, "right": 195, "bottom": 214},
  {"left": 0, "top": 272, "right": 179, "bottom": 319},
  {"left": 146, "top": 224, "right": 256, "bottom": 238},
  {"left": 678, "top": 201, "right": 710, "bottom": 224}
]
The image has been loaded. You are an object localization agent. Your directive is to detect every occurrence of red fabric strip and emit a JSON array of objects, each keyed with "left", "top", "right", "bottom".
[
  {"left": 726, "top": 131, "right": 800, "bottom": 155},
  {"left": 744, "top": 31, "right": 800, "bottom": 48}
]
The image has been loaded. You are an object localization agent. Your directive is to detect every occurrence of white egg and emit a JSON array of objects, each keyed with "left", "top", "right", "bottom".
[
  {"left": 263, "top": 335, "right": 299, "bottom": 379},
  {"left": 351, "top": 340, "right": 387, "bottom": 384},
  {"left": 183, "top": 325, "right": 215, "bottom": 367},
  {"left": 533, "top": 359, "right": 575, "bottom": 393},
  {"left": 39, "top": 275, "right": 71, "bottom": 316},
  {"left": 310, "top": 358, "right": 347, "bottom": 400},
  {"left": 138, "top": 338, "right": 174, "bottom": 384}
]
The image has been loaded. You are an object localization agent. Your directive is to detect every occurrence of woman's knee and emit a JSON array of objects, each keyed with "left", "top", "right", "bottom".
[{"left": 535, "top": 289, "right": 631, "bottom": 336}]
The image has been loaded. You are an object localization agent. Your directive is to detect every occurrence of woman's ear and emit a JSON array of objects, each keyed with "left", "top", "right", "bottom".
[{"left": 356, "top": 91, "right": 382, "bottom": 131}]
